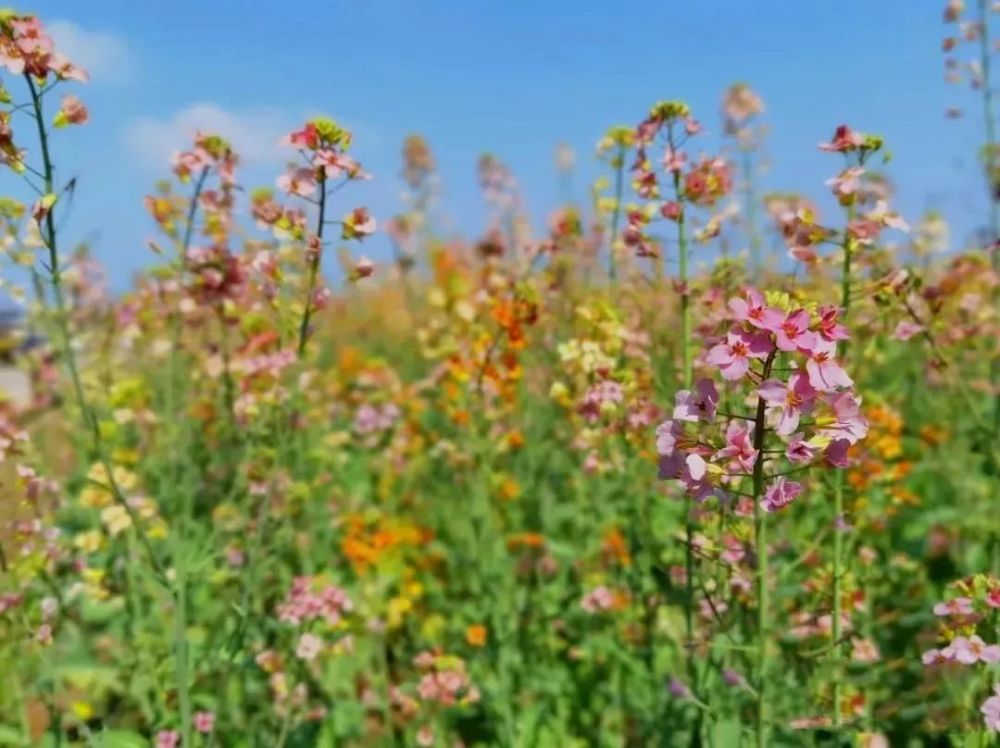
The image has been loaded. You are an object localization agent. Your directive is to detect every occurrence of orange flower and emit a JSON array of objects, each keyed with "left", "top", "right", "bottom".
[
  {"left": 465, "top": 624, "right": 488, "bottom": 647},
  {"left": 601, "top": 527, "right": 632, "bottom": 568}
]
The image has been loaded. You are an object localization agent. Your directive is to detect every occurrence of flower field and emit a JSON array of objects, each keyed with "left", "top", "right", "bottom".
[{"left": 1, "top": 4, "right": 1000, "bottom": 746}]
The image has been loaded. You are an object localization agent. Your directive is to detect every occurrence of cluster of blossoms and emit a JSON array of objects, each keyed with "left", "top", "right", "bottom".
[
  {"left": 0, "top": 13, "right": 87, "bottom": 175},
  {"left": 550, "top": 303, "right": 659, "bottom": 473},
  {"left": 616, "top": 100, "right": 736, "bottom": 257},
  {"left": 920, "top": 576, "right": 1000, "bottom": 731},
  {"left": 656, "top": 288, "right": 867, "bottom": 510},
  {"left": 772, "top": 126, "right": 907, "bottom": 265},
  {"left": 276, "top": 575, "right": 353, "bottom": 627}
]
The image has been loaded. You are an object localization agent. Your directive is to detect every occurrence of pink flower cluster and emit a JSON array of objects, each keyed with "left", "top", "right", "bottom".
[
  {"left": 354, "top": 402, "right": 401, "bottom": 435},
  {"left": 656, "top": 288, "right": 867, "bottom": 512},
  {"left": 413, "top": 651, "right": 480, "bottom": 707},
  {"left": 0, "top": 15, "right": 87, "bottom": 81},
  {"left": 276, "top": 576, "right": 353, "bottom": 627}
]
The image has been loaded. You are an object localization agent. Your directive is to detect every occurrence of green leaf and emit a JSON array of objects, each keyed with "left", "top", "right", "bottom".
[
  {"left": 95, "top": 731, "right": 147, "bottom": 748},
  {"left": 0, "top": 725, "right": 24, "bottom": 747}
]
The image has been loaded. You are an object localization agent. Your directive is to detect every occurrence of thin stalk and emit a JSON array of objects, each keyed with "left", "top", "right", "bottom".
[
  {"left": 832, "top": 203, "right": 855, "bottom": 728},
  {"left": 296, "top": 173, "right": 328, "bottom": 357},
  {"left": 670, "top": 156, "right": 698, "bottom": 713},
  {"left": 23, "top": 74, "right": 166, "bottom": 585},
  {"left": 751, "top": 352, "right": 775, "bottom": 748},
  {"left": 608, "top": 144, "right": 625, "bottom": 284}
]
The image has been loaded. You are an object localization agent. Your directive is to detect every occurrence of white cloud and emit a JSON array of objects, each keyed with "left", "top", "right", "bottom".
[
  {"left": 49, "top": 20, "right": 134, "bottom": 85},
  {"left": 123, "top": 103, "right": 294, "bottom": 169}
]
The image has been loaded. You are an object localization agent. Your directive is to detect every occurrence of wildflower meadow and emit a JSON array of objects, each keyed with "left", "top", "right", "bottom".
[{"left": 1, "top": 3, "right": 1000, "bottom": 746}]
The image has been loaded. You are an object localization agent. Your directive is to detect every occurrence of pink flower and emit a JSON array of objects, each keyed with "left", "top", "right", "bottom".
[
  {"left": 806, "top": 339, "right": 853, "bottom": 392},
  {"left": 825, "top": 166, "right": 865, "bottom": 202},
  {"left": 981, "top": 685, "right": 1000, "bottom": 731},
  {"left": 729, "top": 289, "right": 784, "bottom": 330},
  {"left": 823, "top": 439, "right": 851, "bottom": 468},
  {"left": 818, "top": 124, "right": 864, "bottom": 152},
  {"left": 705, "top": 330, "right": 771, "bottom": 381},
  {"left": 760, "top": 477, "right": 803, "bottom": 513},
  {"left": 673, "top": 378, "right": 719, "bottom": 422},
  {"left": 758, "top": 372, "right": 816, "bottom": 436},
  {"left": 581, "top": 585, "right": 615, "bottom": 613},
  {"left": 933, "top": 596, "right": 974, "bottom": 617},
  {"left": 277, "top": 167, "right": 317, "bottom": 197},
  {"left": 816, "top": 306, "right": 849, "bottom": 342},
  {"left": 786, "top": 433, "right": 817, "bottom": 464},
  {"left": 54, "top": 95, "right": 88, "bottom": 127},
  {"left": 343, "top": 207, "right": 377, "bottom": 239},
  {"left": 987, "top": 588, "right": 1000, "bottom": 609},
  {"left": 921, "top": 648, "right": 948, "bottom": 666},
  {"left": 891, "top": 320, "right": 923, "bottom": 341},
  {"left": 714, "top": 421, "right": 757, "bottom": 473},
  {"left": 942, "top": 635, "right": 1000, "bottom": 665},
  {"left": 774, "top": 310, "right": 818, "bottom": 353},
  {"left": 156, "top": 731, "right": 180, "bottom": 748},
  {"left": 349, "top": 256, "right": 375, "bottom": 281},
  {"left": 193, "top": 711, "right": 215, "bottom": 734},
  {"left": 281, "top": 122, "right": 319, "bottom": 150},
  {"left": 655, "top": 419, "right": 681, "bottom": 456},
  {"left": 819, "top": 391, "right": 868, "bottom": 444}
]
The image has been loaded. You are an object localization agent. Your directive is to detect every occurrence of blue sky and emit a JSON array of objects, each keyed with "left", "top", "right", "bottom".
[{"left": 12, "top": 0, "right": 993, "bottom": 290}]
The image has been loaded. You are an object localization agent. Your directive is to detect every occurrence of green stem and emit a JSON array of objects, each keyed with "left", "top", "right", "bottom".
[
  {"left": 752, "top": 352, "right": 775, "bottom": 748},
  {"left": 832, "top": 203, "right": 855, "bottom": 729},
  {"left": 296, "top": 173, "right": 328, "bottom": 357},
  {"left": 608, "top": 145, "right": 625, "bottom": 284},
  {"left": 24, "top": 74, "right": 167, "bottom": 587}
]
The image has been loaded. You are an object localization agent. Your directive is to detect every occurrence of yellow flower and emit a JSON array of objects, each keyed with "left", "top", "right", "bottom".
[
  {"left": 100, "top": 505, "right": 132, "bottom": 536},
  {"left": 73, "top": 530, "right": 104, "bottom": 554}
]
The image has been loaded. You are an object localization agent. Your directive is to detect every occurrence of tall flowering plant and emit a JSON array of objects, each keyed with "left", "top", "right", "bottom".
[{"left": 655, "top": 287, "right": 867, "bottom": 744}]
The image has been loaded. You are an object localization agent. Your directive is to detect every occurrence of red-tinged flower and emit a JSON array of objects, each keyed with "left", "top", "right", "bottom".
[
  {"left": 818, "top": 124, "right": 864, "bottom": 152},
  {"left": 728, "top": 288, "right": 784, "bottom": 330},
  {"left": 816, "top": 305, "right": 849, "bottom": 342},
  {"left": 282, "top": 122, "right": 319, "bottom": 150},
  {"left": 806, "top": 339, "right": 853, "bottom": 391},
  {"left": 987, "top": 588, "right": 1000, "bottom": 608},
  {"left": 705, "top": 329, "right": 772, "bottom": 381},
  {"left": 661, "top": 200, "right": 682, "bottom": 221},
  {"left": 774, "top": 309, "right": 819, "bottom": 352},
  {"left": 758, "top": 372, "right": 817, "bottom": 436},
  {"left": 672, "top": 378, "right": 718, "bottom": 422},
  {"left": 760, "top": 477, "right": 803, "bottom": 513}
]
